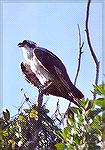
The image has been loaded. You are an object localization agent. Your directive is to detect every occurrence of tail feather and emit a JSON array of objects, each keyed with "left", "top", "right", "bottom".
[
  {"left": 45, "top": 82, "right": 80, "bottom": 107},
  {"left": 60, "top": 77, "right": 84, "bottom": 99},
  {"left": 69, "top": 83, "right": 84, "bottom": 99}
]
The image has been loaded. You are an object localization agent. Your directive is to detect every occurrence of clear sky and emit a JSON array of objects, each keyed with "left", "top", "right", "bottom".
[{"left": 1, "top": 1, "right": 103, "bottom": 116}]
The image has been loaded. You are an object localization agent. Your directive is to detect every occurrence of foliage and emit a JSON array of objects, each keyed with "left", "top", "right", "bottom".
[
  {"left": 55, "top": 83, "right": 105, "bottom": 150},
  {"left": 0, "top": 84, "right": 105, "bottom": 150},
  {"left": 0, "top": 104, "right": 62, "bottom": 150}
]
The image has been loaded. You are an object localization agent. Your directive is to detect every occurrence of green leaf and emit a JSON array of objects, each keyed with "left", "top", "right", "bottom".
[
  {"left": 79, "top": 98, "right": 86, "bottom": 107},
  {"left": 8, "top": 139, "right": 15, "bottom": 144},
  {"left": 88, "top": 108, "right": 103, "bottom": 119},
  {"left": 55, "top": 143, "right": 66, "bottom": 150},
  {"left": 3, "top": 109, "right": 10, "bottom": 121},
  {"left": 95, "top": 98, "right": 105, "bottom": 109},
  {"left": 6, "top": 109, "right": 10, "bottom": 120},
  {"left": 23, "top": 109, "right": 29, "bottom": 113},
  {"left": 3, "top": 130, "right": 8, "bottom": 136},
  {"left": 88, "top": 116, "right": 102, "bottom": 134},
  {"left": 18, "top": 114, "right": 24, "bottom": 121},
  {"left": 102, "top": 112, "right": 105, "bottom": 122},
  {"left": 67, "top": 144, "right": 75, "bottom": 150},
  {"left": 45, "top": 108, "right": 50, "bottom": 113},
  {"left": 85, "top": 101, "right": 93, "bottom": 111},
  {"left": 88, "top": 127, "right": 101, "bottom": 135},
  {"left": 67, "top": 117, "right": 76, "bottom": 128},
  {"left": 94, "top": 84, "right": 105, "bottom": 96},
  {"left": 77, "top": 113, "right": 83, "bottom": 124},
  {"left": 30, "top": 109, "right": 38, "bottom": 120},
  {"left": 71, "top": 107, "right": 78, "bottom": 114},
  {"left": 64, "top": 127, "right": 71, "bottom": 139},
  {"left": 59, "top": 132, "right": 67, "bottom": 142},
  {"left": 0, "top": 135, "right": 4, "bottom": 143},
  {"left": 90, "top": 121, "right": 101, "bottom": 130}
]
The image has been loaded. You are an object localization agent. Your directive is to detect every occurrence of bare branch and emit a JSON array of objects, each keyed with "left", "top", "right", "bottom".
[
  {"left": 64, "top": 25, "right": 84, "bottom": 117},
  {"left": 74, "top": 24, "right": 84, "bottom": 85},
  {"left": 85, "top": 0, "right": 100, "bottom": 99}
]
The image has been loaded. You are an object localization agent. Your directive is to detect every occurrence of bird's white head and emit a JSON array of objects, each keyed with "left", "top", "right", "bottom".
[{"left": 18, "top": 40, "right": 37, "bottom": 61}]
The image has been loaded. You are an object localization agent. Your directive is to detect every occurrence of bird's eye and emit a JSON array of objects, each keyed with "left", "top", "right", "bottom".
[{"left": 23, "top": 40, "right": 27, "bottom": 44}]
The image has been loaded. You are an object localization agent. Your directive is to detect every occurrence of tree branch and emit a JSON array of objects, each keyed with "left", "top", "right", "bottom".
[
  {"left": 36, "top": 91, "right": 43, "bottom": 130},
  {"left": 37, "top": 92, "right": 43, "bottom": 108},
  {"left": 33, "top": 91, "right": 43, "bottom": 148},
  {"left": 85, "top": 0, "right": 100, "bottom": 99},
  {"left": 74, "top": 24, "right": 84, "bottom": 85}
]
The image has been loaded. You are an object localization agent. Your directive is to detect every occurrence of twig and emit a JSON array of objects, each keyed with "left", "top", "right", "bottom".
[
  {"left": 74, "top": 24, "right": 84, "bottom": 85},
  {"left": 64, "top": 25, "right": 84, "bottom": 117},
  {"left": 85, "top": 0, "right": 100, "bottom": 99},
  {"left": 17, "top": 91, "right": 32, "bottom": 113}
]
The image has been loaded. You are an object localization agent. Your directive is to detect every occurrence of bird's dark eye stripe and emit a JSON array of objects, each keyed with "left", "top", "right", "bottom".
[
  {"left": 23, "top": 40, "right": 27, "bottom": 44},
  {"left": 31, "top": 44, "right": 35, "bottom": 48},
  {"left": 22, "top": 40, "right": 36, "bottom": 48},
  {"left": 27, "top": 43, "right": 31, "bottom": 47}
]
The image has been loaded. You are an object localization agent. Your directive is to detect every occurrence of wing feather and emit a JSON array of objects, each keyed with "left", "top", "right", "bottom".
[
  {"left": 34, "top": 47, "right": 84, "bottom": 99},
  {"left": 34, "top": 47, "right": 71, "bottom": 82}
]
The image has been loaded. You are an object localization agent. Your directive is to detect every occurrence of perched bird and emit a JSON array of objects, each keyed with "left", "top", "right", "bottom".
[{"left": 18, "top": 40, "right": 84, "bottom": 106}]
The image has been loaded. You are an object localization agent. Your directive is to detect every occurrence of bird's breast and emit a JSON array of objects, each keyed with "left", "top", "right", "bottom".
[{"left": 30, "top": 54, "right": 52, "bottom": 85}]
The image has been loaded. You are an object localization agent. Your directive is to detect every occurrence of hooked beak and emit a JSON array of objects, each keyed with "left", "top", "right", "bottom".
[{"left": 18, "top": 42, "right": 23, "bottom": 47}]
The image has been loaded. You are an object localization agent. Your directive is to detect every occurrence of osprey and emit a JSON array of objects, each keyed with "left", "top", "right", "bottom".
[{"left": 18, "top": 40, "right": 84, "bottom": 106}]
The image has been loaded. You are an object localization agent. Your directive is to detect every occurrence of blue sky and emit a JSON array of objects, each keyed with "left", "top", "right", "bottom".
[{"left": 2, "top": 2, "right": 103, "bottom": 116}]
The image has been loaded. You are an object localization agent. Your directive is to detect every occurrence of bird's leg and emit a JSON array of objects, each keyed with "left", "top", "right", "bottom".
[{"left": 39, "top": 80, "right": 52, "bottom": 95}]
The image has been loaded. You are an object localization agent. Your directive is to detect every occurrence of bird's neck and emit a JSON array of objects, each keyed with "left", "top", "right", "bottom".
[{"left": 22, "top": 47, "right": 33, "bottom": 61}]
